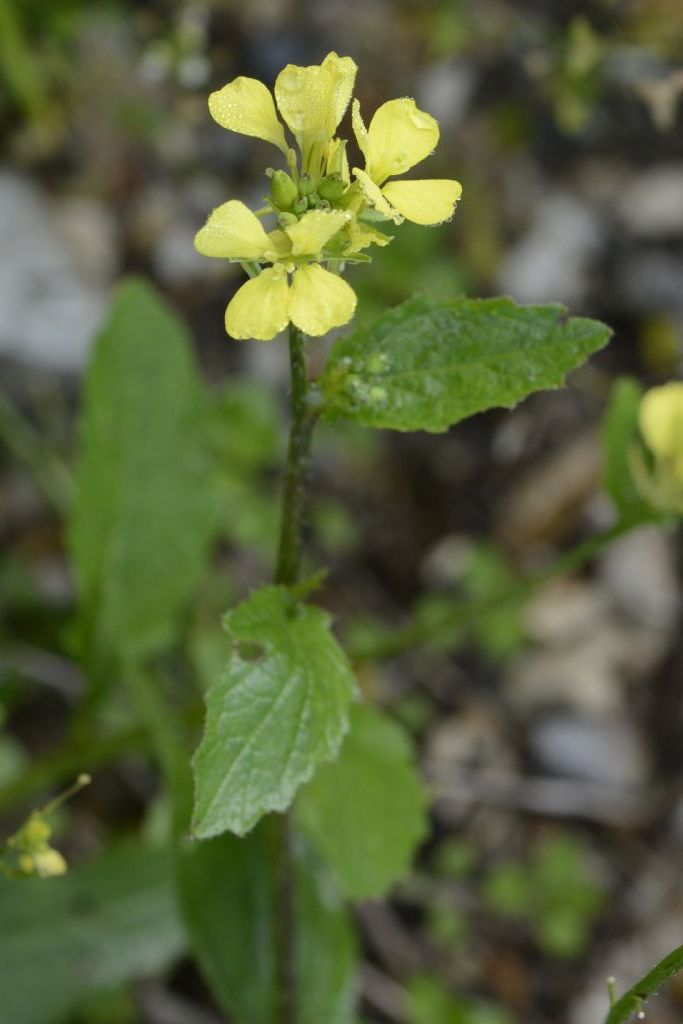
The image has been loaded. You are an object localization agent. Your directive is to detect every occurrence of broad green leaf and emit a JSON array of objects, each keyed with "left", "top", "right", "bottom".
[
  {"left": 178, "top": 821, "right": 357, "bottom": 1024},
  {"left": 320, "top": 296, "right": 611, "bottom": 433},
  {"left": 192, "top": 585, "right": 356, "bottom": 838},
  {"left": 297, "top": 704, "right": 427, "bottom": 899},
  {"left": 602, "top": 377, "right": 652, "bottom": 524},
  {"left": 69, "top": 277, "right": 215, "bottom": 663},
  {"left": 605, "top": 944, "right": 683, "bottom": 1024},
  {"left": 0, "top": 842, "right": 184, "bottom": 1024}
]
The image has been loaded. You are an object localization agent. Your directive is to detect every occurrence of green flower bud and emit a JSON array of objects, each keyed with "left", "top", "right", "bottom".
[
  {"left": 316, "top": 199, "right": 332, "bottom": 211},
  {"left": 318, "top": 173, "right": 346, "bottom": 202},
  {"left": 292, "top": 196, "right": 309, "bottom": 215},
  {"left": 277, "top": 211, "right": 299, "bottom": 229},
  {"left": 298, "top": 173, "right": 316, "bottom": 196},
  {"left": 270, "top": 170, "right": 298, "bottom": 210},
  {"left": 307, "top": 192, "right": 321, "bottom": 208}
]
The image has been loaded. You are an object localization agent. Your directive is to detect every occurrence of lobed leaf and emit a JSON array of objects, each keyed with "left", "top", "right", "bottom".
[
  {"left": 320, "top": 295, "right": 612, "bottom": 433},
  {"left": 192, "top": 585, "right": 357, "bottom": 838}
]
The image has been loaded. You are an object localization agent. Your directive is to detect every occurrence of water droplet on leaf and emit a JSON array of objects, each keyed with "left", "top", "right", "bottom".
[{"left": 367, "top": 351, "right": 391, "bottom": 374}]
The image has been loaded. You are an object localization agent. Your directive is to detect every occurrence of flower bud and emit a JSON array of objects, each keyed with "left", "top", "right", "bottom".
[
  {"left": 270, "top": 170, "right": 298, "bottom": 211},
  {"left": 292, "top": 196, "right": 309, "bottom": 215},
  {"left": 318, "top": 173, "right": 346, "bottom": 202},
  {"left": 298, "top": 173, "right": 316, "bottom": 196},
  {"left": 307, "top": 192, "right": 321, "bottom": 208},
  {"left": 316, "top": 199, "right": 332, "bottom": 211},
  {"left": 277, "top": 211, "right": 299, "bottom": 229}
]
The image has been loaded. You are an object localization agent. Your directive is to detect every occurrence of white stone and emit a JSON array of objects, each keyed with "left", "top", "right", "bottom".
[
  {"left": 498, "top": 191, "right": 604, "bottom": 306},
  {"left": 0, "top": 173, "right": 108, "bottom": 372}
]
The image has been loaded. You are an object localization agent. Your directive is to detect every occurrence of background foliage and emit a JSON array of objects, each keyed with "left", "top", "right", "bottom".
[{"left": 1, "top": 1, "right": 683, "bottom": 1023}]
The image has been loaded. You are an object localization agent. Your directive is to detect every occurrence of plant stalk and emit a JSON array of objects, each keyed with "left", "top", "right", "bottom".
[{"left": 273, "top": 322, "right": 316, "bottom": 1024}]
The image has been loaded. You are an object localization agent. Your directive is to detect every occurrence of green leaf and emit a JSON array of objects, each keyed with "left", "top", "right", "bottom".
[
  {"left": 192, "top": 585, "right": 356, "bottom": 838},
  {"left": 602, "top": 377, "right": 652, "bottom": 524},
  {"left": 605, "top": 944, "right": 683, "bottom": 1024},
  {"left": 69, "top": 277, "right": 215, "bottom": 663},
  {"left": 178, "top": 821, "right": 357, "bottom": 1024},
  {"left": 0, "top": 842, "right": 184, "bottom": 1024},
  {"left": 297, "top": 704, "right": 427, "bottom": 900},
  {"left": 320, "top": 296, "right": 611, "bottom": 433}
]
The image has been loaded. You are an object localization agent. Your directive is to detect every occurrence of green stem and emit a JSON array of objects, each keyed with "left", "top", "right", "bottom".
[
  {"left": 275, "top": 325, "right": 315, "bottom": 587},
  {"left": 273, "top": 323, "right": 316, "bottom": 1024},
  {"left": 348, "top": 518, "right": 648, "bottom": 663}
]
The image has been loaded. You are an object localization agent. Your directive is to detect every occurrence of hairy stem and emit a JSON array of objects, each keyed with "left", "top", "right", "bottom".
[
  {"left": 273, "top": 323, "right": 316, "bottom": 1024},
  {"left": 275, "top": 325, "right": 315, "bottom": 587}
]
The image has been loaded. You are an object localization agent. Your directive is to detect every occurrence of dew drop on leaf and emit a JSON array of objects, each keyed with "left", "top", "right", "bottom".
[
  {"left": 368, "top": 386, "right": 388, "bottom": 407},
  {"left": 367, "top": 352, "right": 391, "bottom": 374}
]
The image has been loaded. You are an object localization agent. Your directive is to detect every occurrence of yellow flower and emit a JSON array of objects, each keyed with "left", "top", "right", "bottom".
[
  {"left": 195, "top": 54, "right": 462, "bottom": 340},
  {"left": 637, "top": 381, "right": 683, "bottom": 513},
  {"left": 351, "top": 98, "right": 462, "bottom": 225},
  {"left": 195, "top": 201, "right": 357, "bottom": 340},
  {"left": 208, "top": 52, "right": 357, "bottom": 177},
  {"left": 18, "top": 848, "right": 68, "bottom": 879}
]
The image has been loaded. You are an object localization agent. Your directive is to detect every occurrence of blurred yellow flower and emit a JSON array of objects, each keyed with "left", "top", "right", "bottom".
[
  {"left": 636, "top": 381, "right": 683, "bottom": 514},
  {"left": 352, "top": 98, "right": 462, "bottom": 225},
  {"left": 18, "top": 847, "right": 68, "bottom": 879},
  {"left": 1, "top": 774, "right": 90, "bottom": 881}
]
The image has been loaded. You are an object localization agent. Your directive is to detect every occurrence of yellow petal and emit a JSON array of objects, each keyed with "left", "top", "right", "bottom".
[
  {"left": 285, "top": 209, "right": 349, "bottom": 257},
  {"left": 225, "top": 268, "right": 290, "bottom": 340},
  {"left": 365, "top": 98, "right": 440, "bottom": 184},
  {"left": 275, "top": 52, "right": 357, "bottom": 154},
  {"left": 208, "top": 77, "right": 289, "bottom": 156},
  {"left": 381, "top": 178, "right": 463, "bottom": 225},
  {"left": 639, "top": 382, "right": 683, "bottom": 462},
  {"left": 353, "top": 168, "right": 402, "bottom": 223},
  {"left": 194, "top": 200, "right": 273, "bottom": 260},
  {"left": 351, "top": 99, "right": 368, "bottom": 159},
  {"left": 289, "top": 264, "right": 356, "bottom": 336}
]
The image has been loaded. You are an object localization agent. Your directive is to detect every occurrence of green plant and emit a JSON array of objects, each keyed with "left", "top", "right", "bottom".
[
  {"left": 484, "top": 831, "right": 606, "bottom": 959},
  {"left": 2, "top": 49, "right": 683, "bottom": 1024}
]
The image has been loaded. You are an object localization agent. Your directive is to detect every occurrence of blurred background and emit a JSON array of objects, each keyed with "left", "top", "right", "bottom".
[{"left": 1, "top": 1, "right": 683, "bottom": 1022}]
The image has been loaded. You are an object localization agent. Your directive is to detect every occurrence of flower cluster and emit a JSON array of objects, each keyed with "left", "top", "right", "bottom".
[
  {"left": 1, "top": 773, "right": 90, "bottom": 880},
  {"left": 636, "top": 381, "right": 683, "bottom": 515},
  {"left": 194, "top": 52, "right": 462, "bottom": 340}
]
